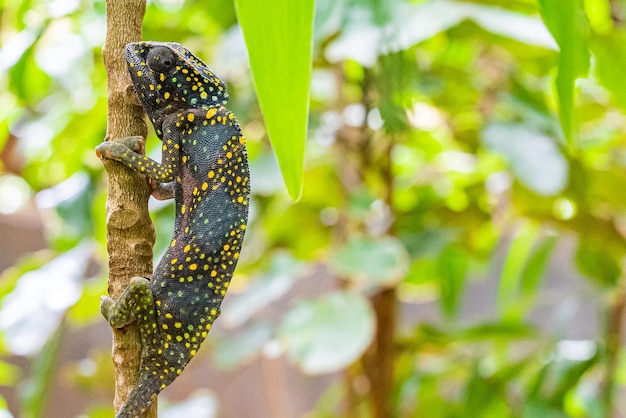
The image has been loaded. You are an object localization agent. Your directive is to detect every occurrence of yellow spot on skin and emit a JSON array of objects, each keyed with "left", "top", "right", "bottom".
[
  {"left": 181, "top": 205, "right": 186, "bottom": 214},
  {"left": 208, "top": 170, "right": 215, "bottom": 178},
  {"left": 164, "top": 91, "right": 170, "bottom": 99},
  {"left": 187, "top": 113, "right": 195, "bottom": 122},
  {"left": 206, "top": 108, "right": 217, "bottom": 119},
  {"left": 202, "top": 182, "right": 208, "bottom": 191},
  {"left": 211, "top": 270, "right": 217, "bottom": 277},
  {"left": 184, "top": 244, "right": 191, "bottom": 252},
  {"left": 239, "top": 137, "right": 246, "bottom": 144},
  {"left": 190, "top": 349, "right": 197, "bottom": 356},
  {"left": 165, "top": 313, "right": 173, "bottom": 319},
  {"left": 182, "top": 156, "right": 187, "bottom": 163},
  {"left": 200, "top": 92, "right": 207, "bottom": 99},
  {"left": 137, "top": 71, "right": 143, "bottom": 76},
  {"left": 226, "top": 151, "right": 232, "bottom": 159},
  {"left": 237, "top": 196, "right": 244, "bottom": 203},
  {"left": 175, "top": 322, "right": 182, "bottom": 328},
  {"left": 223, "top": 244, "right": 230, "bottom": 251},
  {"left": 190, "top": 264, "right": 197, "bottom": 270},
  {"left": 160, "top": 73, "right": 165, "bottom": 82},
  {"left": 171, "top": 258, "right": 178, "bottom": 264},
  {"left": 171, "top": 239, "right": 177, "bottom": 247}
]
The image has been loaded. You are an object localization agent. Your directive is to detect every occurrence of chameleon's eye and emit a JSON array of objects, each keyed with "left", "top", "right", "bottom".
[{"left": 147, "top": 47, "right": 176, "bottom": 73}]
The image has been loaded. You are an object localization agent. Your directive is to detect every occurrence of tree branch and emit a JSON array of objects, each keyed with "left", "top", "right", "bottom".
[{"left": 102, "top": 0, "right": 156, "bottom": 416}]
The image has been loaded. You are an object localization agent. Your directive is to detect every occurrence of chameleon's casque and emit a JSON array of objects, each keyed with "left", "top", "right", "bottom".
[{"left": 97, "top": 41, "right": 249, "bottom": 418}]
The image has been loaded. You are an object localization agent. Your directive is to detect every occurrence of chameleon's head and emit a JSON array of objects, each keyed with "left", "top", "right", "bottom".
[{"left": 124, "top": 42, "right": 229, "bottom": 117}]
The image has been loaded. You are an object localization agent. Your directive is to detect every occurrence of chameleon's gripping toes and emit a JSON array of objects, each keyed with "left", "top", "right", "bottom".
[{"left": 97, "top": 42, "right": 249, "bottom": 418}]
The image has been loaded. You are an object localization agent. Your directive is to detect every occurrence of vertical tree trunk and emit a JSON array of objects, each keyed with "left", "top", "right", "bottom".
[{"left": 102, "top": 1, "right": 156, "bottom": 416}]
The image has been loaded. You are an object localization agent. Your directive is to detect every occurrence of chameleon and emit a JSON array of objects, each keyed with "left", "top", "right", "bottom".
[{"left": 96, "top": 41, "right": 249, "bottom": 418}]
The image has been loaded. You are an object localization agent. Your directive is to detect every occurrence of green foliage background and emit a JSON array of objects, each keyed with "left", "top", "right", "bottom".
[{"left": 2, "top": 0, "right": 626, "bottom": 417}]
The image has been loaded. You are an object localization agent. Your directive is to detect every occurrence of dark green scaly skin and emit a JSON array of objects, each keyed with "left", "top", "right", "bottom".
[{"left": 96, "top": 42, "right": 249, "bottom": 418}]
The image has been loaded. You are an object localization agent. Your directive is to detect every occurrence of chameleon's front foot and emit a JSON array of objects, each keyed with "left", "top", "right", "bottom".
[{"left": 95, "top": 136, "right": 145, "bottom": 160}]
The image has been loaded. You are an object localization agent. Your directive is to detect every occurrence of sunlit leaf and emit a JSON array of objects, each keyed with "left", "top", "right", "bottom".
[
  {"left": 590, "top": 30, "right": 626, "bottom": 110},
  {"left": 279, "top": 291, "right": 375, "bottom": 374},
  {"left": 0, "top": 360, "right": 20, "bottom": 386},
  {"left": 538, "top": 0, "right": 590, "bottom": 146},
  {"left": 437, "top": 244, "right": 468, "bottom": 318},
  {"left": 235, "top": 0, "right": 315, "bottom": 200},
  {"left": 497, "top": 221, "right": 539, "bottom": 316}
]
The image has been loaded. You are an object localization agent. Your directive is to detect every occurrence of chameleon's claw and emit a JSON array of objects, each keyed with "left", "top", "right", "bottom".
[
  {"left": 100, "top": 296, "right": 115, "bottom": 321},
  {"left": 95, "top": 137, "right": 145, "bottom": 161},
  {"left": 149, "top": 178, "right": 175, "bottom": 200},
  {"left": 122, "top": 136, "right": 145, "bottom": 153}
]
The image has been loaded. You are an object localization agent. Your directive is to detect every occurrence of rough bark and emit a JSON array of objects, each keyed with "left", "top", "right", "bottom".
[{"left": 102, "top": 0, "right": 156, "bottom": 416}]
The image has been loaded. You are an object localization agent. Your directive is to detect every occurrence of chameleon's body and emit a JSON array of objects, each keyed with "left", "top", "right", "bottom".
[{"left": 97, "top": 42, "right": 249, "bottom": 418}]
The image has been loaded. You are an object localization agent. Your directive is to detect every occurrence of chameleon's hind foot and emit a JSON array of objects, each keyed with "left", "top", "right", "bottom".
[{"left": 100, "top": 295, "right": 115, "bottom": 321}]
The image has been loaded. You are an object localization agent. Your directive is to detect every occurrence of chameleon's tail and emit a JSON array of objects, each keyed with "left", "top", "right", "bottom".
[{"left": 114, "top": 373, "right": 164, "bottom": 418}]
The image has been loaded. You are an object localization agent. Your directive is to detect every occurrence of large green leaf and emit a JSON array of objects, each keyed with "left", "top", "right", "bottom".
[
  {"left": 234, "top": 0, "right": 314, "bottom": 200},
  {"left": 538, "top": 0, "right": 590, "bottom": 147},
  {"left": 279, "top": 291, "right": 375, "bottom": 374}
]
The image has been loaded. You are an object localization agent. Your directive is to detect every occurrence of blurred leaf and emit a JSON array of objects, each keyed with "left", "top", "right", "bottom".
[
  {"left": 235, "top": 0, "right": 314, "bottom": 200},
  {"left": 279, "top": 291, "right": 375, "bottom": 374},
  {"left": 464, "top": 363, "right": 510, "bottom": 417},
  {"left": 520, "top": 235, "right": 558, "bottom": 296},
  {"left": 437, "top": 244, "right": 469, "bottom": 318},
  {"left": 459, "top": 321, "right": 535, "bottom": 341},
  {"left": 19, "top": 324, "right": 63, "bottom": 418},
  {"left": 483, "top": 123, "right": 569, "bottom": 196},
  {"left": 221, "top": 253, "right": 304, "bottom": 327},
  {"left": 212, "top": 323, "right": 272, "bottom": 369},
  {"left": 331, "top": 236, "right": 409, "bottom": 290},
  {"left": 0, "top": 360, "right": 20, "bottom": 386},
  {"left": 160, "top": 391, "right": 218, "bottom": 418},
  {"left": 538, "top": 0, "right": 590, "bottom": 146},
  {"left": 574, "top": 241, "right": 621, "bottom": 287},
  {"left": 497, "top": 221, "right": 539, "bottom": 316},
  {"left": 327, "top": 0, "right": 555, "bottom": 66},
  {"left": 0, "top": 243, "right": 89, "bottom": 356}
]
